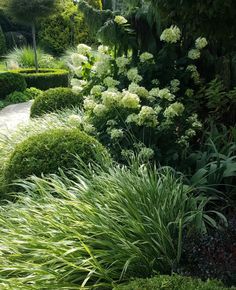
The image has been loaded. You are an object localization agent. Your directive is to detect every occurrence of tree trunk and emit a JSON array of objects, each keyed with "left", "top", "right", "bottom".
[{"left": 32, "top": 22, "right": 38, "bottom": 73}]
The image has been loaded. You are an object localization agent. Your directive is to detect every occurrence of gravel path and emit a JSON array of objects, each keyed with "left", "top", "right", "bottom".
[{"left": 0, "top": 101, "right": 33, "bottom": 135}]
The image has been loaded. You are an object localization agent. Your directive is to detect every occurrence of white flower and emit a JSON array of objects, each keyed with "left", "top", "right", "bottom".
[
  {"left": 186, "top": 65, "right": 201, "bottom": 84},
  {"left": 160, "top": 25, "right": 181, "bottom": 43},
  {"left": 93, "top": 104, "right": 108, "bottom": 117},
  {"left": 127, "top": 68, "right": 143, "bottom": 83},
  {"left": 103, "top": 77, "right": 120, "bottom": 88},
  {"left": 170, "top": 79, "right": 180, "bottom": 93},
  {"left": 188, "top": 49, "right": 201, "bottom": 60},
  {"left": 90, "top": 85, "right": 105, "bottom": 96},
  {"left": 128, "top": 83, "right": 149, "bottom": 98},
  {"left": 68, "top": 114, "right": 82, "bottom": 126},
  {"left": 77, "top": 44, "right": 91, "bottom": 55},
  {"left": 92, "top": 60, "right": 111, "bottom": 77},
  {"left": 138, "top": 106, "right": 158, "bottom": 127},
  {"left": 71, "top": 78, "right": 87, "bottom": 87},
  {"left": 138, "top": 147, "right": 154, "bottom": 161},
  {"left": 71, "top": 53, "right": 88, "bottom": 66},
  {"left": 158, "top": 88, "right": 175, "bottom": 101},
  {"left": 114, "top": 15, "right": 128, "bottom": 25},
  {"left": 139, "top": 52, "right": 154, "bottom": 63},
  {"left": 102, "top": 90, "right": 121, "bottom": 107},
  {"left": 121, "top": 91, "right": 140, "bottom": 109},
  {"left": 149, "top": 88, "right": 160, "bottom": 97},
  {"left": 116, "top": 56, "right": 130, "bottom": 73},
  {"left": 110, "top": 129, "right": 124, "bottom": 139},
  {"left": 195, "top": 37, "right": 208, "bottom": 50},
  {"left": 126, "top": 113, "right": 139, "bottom": 124},
  {"left": 84, "top": 98, "right": 97, "bottom": 111},
  {"left": 72, "top": 86, "right": 83, "bottom": 94},
  {"left": 164, "top": 102, "right": 185, "bottom": 119},
  {"left": 98, "top": 45, "right": 109, "bottom": 54},
  {"left": 83, "top": 123, "right": 96, "bottom": 134}
]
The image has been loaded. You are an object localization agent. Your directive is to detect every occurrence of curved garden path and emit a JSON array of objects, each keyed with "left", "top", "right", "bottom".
[{"left": 0, "top": 101, "right": 33, "bottom": 134}]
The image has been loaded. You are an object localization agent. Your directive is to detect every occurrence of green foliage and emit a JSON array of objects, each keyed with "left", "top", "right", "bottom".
[
  {"left": 2, "top": 0, "right": 58, "bottom": 26},
  {"left": 30, "top": 87, "right": 83, "bottom": 117},
  {"left": 12, "top": 68, "right": 69, "bottom": 90},
  {"left": 155, "top": 0, "right": 236, "bottom": 54},
  {"left": 0, "top": 72, "right": 26, "bottom": 99},
  {"left": 114, "top": 275, "right": 229, "bottom": 290},
  {"left": 24, "top": 87, "right": 43, "bottom": 99},
  {"left": 195, "top": 78, "right": 236, "bottom": 125},
  {"left": 5, "top": 90, "right": 30, "bottom": 103},
  {"left": 0, "top": 163, "right": 223, "bottom": 287},
  {"left": 3, "top": 128, "right": 108, "bottom": 183},
  {"left": 4, "top": 31, "right": 27, "bottom": 50},
  {"left": 5, "top": 46, "right": 56, "bottom": 68},
  {"left": 185, "top": 125, "right": 236, "bottom": 205},
  {"left": 39, "top": 0, "right": 91, "bottom": 55},
  {"left": 0, "top": 25, "right": 6, "bottom": 55}
]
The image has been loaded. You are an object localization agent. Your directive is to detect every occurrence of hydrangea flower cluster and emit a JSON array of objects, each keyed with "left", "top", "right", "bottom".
[
  {"left": 114, "top": 15, "right": 128, "bottom": 25},
  {"left": 160, "top": 25, "right": 181, "bottom": 43},
  {"left": 188, "top": 37, "right": 208, "bottom": 60},
  {"left": 139, "top": 52, "right": 154, "bottom": 63}
]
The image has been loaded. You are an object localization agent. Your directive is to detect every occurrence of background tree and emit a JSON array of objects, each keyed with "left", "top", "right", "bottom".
[{"left": 1, "top": 0, "right": 59, "bottom": 72}]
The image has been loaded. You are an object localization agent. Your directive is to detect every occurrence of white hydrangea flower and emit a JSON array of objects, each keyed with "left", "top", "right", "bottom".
[
  {"left": 128, "top": 83, "right": 149, "bottom": 98},
  {"left": 138, "top": 147, "right": 154, "bottom": 161},
  {"left": 170, "top": 79, "right": 180, "bottom": 93},
  {"left": 110, "top": 128, "right": 124, "bottom": 139},
  {"left": 92, "top": 60, "right": 111, "bottom": 77},
  {"left": 158, "top": 88, "right": 175, "bottom": 101},
  {"left": 195, "top": 37, "right": 208, "bottom": 50},
  {"left": 185, "top": 128, "right": 196, "bottom": 137},
  {"left": 160, "top": 25, "right": 181, "bottom": 43},
  {"left": 188, "top": 49, "right": 201, "bottom": 60},
  {"left": 93, "top": 104, "right": 108, "bottom": 117},
  {"left": 116, "top": 56, "right": 130, "bottom": 73},
  {"left": 84, "top": 98, "right": 97, "bottom": 111},
  {"left": 138, "top": 106, "right": 158, "bottom": 127},
  {"left": 90, "top": 85, "right": 105, "bottom": 96},
  {"left": 126, "top": 113, "right": 139, "bottom": 124},
  {"left": 151, "top": 79, "right": 160, "bottom": 86},
  {"left": 103, "top": 76, "right": 120, "bottom": 88},
  {"left": 121, "top": 90, "right": 140, "bottom": 109},
  {"left": 98, "top": 45, "right": 109, "bottom": 54},
  {"left": 114, "top": 15, "right": 128, "bottom": 25},
  {"left": 164, "top": 102, "right": 185, "bottom": 119},
  {"left": 127, "top": 68, "right": 143, "bottom": 83},
  {"left": 72, "top": 86, "right": 83, "bottom": 94},
  {"left": 83, "top": 123, "right": 96, "bottom": 134},
  {"left": 186, "top": 65, "right": 201, "bottom": 84},
  {"left": 187, "top": 114, "right": 202, "bottom": 129},
  {"left": 139, "top": 52, "right": 154, "bottom": 63},
  {"left": 77, "top": 44, "right": 91, "bottom": 55},
  {"left": 74, "top": 66, "right": 83, "bottom": 78},
  {"left": 149, "top": 87, "right": 160, "bottom": 97},
  {"left": 68, "top": 114, "right": 83, "bottom": 126},
  {"left": 71, "top": 78, "right": 87, "bottom": 87},
  {"left": 102, "top": 90, "right": 121, "bottom": 107},
  {"left": 71, "top": 53, "right": 88, "bottom": 66}
]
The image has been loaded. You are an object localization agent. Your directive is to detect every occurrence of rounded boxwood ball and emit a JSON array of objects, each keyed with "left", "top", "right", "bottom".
[
  {"left": 4, "top": 128, "right": 109, "bottom": 182},
  {"left": 30, "top": 87, "right": 83, "bottom": 117}
]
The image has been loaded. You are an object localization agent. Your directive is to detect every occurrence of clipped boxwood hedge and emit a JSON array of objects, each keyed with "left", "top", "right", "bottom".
[
  {"left": 4, "top": 128, "right": 109, "bottom": 183},
  {"left": 114, "top": 275, "right": 231, "bottom": 290},
  {"left": 30, "top": 87, "right": 83, "bottom": 117},
  {"left": 0, "top": 72, "right": 27, "bottom": 99},
  {"left": 11, "top": 68, "right": 69, "bottom": 90}
]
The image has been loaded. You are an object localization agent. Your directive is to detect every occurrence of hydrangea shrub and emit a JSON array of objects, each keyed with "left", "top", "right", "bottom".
[{"left": 68, "top": 28, "right": 206, "bottom": 163}]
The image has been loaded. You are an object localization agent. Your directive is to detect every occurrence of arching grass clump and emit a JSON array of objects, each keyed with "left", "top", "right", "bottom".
[
  {"left": 30, "top": 87, "right": 83, "bottom": 117},
  {"left": 3, "top": 128, "right": 108, "bottom": 183}
]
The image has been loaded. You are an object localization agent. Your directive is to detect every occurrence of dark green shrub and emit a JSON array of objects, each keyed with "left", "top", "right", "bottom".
[
  {"left": 11, "top": 68, "right": 69, "bottom": 90},
  {"left": 114, "top": 275, "right": 230, "bottom": 290},
  {"left": 30, "top": 87, "right": 83, "bottom": 117},
  {"left": 0, "top": 25, "right": 6, "bottom": 55},
  {"left": 3, "top": 128, "right": 108, "bottom": 182},
  {"left": 4, "top": 31, "right": 27, "bottom": 50},
  {"left": 0, "top": 72, "right": 27, "bottom": 99},
  {"left": 5, "top": 91, "right": 30, "bottom": 103},
  {"left": 24, "top": 87, "right": 42, "bottom": 99}
]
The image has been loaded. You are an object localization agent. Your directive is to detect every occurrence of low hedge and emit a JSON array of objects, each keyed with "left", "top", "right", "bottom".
[
  {"left": 4, "top": 128, "right": 109, "bottom": 183},
  {"left": 11, "top": 68, "right": 69, "bottom": 90},
  {"left": 30, "top": 87, "right": 83, "bottom": 117},
  {"left": 114, "top": 275, "right": 232, "bottom": 290},
  {"left": 0, "top": 72, "right": 27, "bottom": 99}
]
